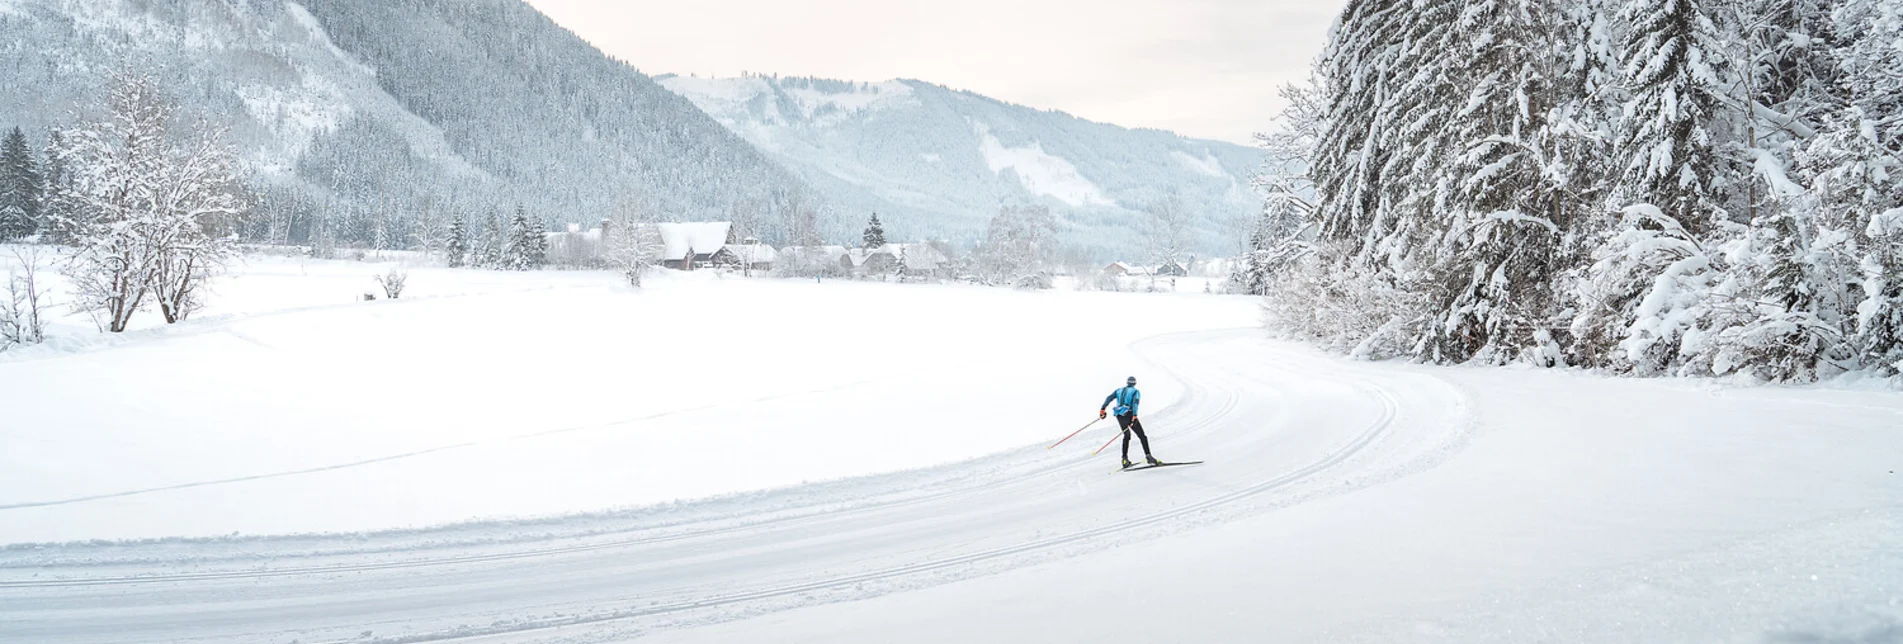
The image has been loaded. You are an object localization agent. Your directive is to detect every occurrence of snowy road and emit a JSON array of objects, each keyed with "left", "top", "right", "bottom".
[
  {"left": 0, "top": 329, "right": 1474, "bottom": 643},
  {"left": 5, "top": 327, "right": 1900, "bottom": 643}
]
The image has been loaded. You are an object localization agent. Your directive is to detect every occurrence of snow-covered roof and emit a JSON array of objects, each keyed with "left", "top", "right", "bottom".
[
  {"left": 880, "top": 243, "right": 949, "bottom": 268},
  {"left": 658, "top": 222, "right": 732, "bottom": 259},
  {"left": 782, "top": 245, "right": 848, "bottom": 263},
  {"left": 725, "top": 243, "right": 779, "bottom": 265}
]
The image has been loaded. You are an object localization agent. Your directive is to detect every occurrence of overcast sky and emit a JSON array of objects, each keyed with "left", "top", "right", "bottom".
[{"left": 521, "top": 0, "right": 1344, "bottom": 145}]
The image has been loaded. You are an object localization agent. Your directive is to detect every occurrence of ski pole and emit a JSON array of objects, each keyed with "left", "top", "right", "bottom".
[
  {"left": 1091, "top": 428, "right": 1126, "bottom": 456},
  {"left": 1047, "top": 417, "right": 1101, "bottom": 450}
]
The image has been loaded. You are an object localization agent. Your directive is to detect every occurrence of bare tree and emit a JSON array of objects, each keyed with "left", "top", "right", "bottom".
[
  {"left": 148, "top": 130, "right": 245, "bottom": 324},
  {"left": 2, "top": 246, "right": 49, "bottom": 349},
  {"left": 605, "top": 191, "right": 665, "bottom": 286},
  {"left": 58, "top": 72, "right": 246, "bottom": 330}
]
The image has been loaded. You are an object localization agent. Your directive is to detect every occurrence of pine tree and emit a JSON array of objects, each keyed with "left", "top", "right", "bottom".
[
  {"left": 1615, "top": 0, "right": 1735, "bottom": 235},
  {"left": 506, "top": 207, "right": 545, "bottom": 270},
  {"left": 39, "top": 129, "right": 75, "bottom": 245},
  {"left": 476, "top": 210, "right": 504, "bottom": 269},
  {"left": 1310, "top": 0, "right": 1463, "bottom": 268},
  {"left": 862, "top": 213, "right": 886, "bottom": 248},
  {"left": 0, "top": 127, "right": 42, "bottom": 240},
  {"left": 1417, "top": 0, "right": 1601, "bottom": 364},
  {"left": 445, "top": 216, "right": 469, "bottom": 267}
]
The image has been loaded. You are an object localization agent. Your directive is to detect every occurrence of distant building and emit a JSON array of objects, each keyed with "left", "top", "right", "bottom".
[
  {"left": 719, "top": 239, "right": 779, "bottom": 272},
  {"left": 545, "top": 220, "right": 608, "bottom": 268},
  {"left": 1103, "top": 261, "right": 1132, "bottom": 276},
  {"left": 843, "top": 243, "right": 951, "bottom": 277},
  {"left": 1155, "top": 260, "right": 1188, "bottom": 277},
  {"left": 658, "top": 222, "right": 733, "bottom": 270}
]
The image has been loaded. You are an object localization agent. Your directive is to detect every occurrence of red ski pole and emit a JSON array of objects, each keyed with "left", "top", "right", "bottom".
[
  {"left": 1048, "top": 417, "right": 1102, "bottom": 450},
  {"left": 1091, "top": 426, "right": 1126, "bottom": 456}
]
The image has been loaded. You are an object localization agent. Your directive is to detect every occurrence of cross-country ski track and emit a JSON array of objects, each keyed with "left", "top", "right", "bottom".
[{"left": 5, "top": 328, "right": 1901, "bottom": 643}]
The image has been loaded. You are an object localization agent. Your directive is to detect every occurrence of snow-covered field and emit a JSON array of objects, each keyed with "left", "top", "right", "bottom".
[
  {"left": 2, "top": 253, "right": 1900, "bottom": 643},
  {"left": 0, "top": 254, "right": 1254, "bottom": 542}
]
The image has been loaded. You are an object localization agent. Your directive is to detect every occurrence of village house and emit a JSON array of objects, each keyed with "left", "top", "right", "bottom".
[
  {"left": 657, "top": 222, "right": 733, "bottom": 270},
  {"left": 843, "top": 243, "right": 952, "bottom": 278},
  {"left": 718, "top": 238, "right": 779, "bottom": 272}
]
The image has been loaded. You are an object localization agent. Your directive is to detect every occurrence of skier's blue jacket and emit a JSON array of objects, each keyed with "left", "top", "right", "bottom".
[{"left": 1102, "top": 386, "right": 1140, "bottom": 417}]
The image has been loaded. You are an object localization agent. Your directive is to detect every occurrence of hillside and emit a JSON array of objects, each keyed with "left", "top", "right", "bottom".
[
  {"left": 660, "top": 74, "right": 1264, "bottom": 258},
  {"left": 0, "top": 0, "right": 813, "bottom": 246}
]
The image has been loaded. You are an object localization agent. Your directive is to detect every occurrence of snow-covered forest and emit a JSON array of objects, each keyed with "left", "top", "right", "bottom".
[{"left": 1242, "top": 0, "right": 1903, "bottom": 382}]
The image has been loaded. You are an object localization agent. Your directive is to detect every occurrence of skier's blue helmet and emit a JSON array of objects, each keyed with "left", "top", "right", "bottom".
[{"left": 1127, "top": 376, "right": 1137, "bottom": 386}]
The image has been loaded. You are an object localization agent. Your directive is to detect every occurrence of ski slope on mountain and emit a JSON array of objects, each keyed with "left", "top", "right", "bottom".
[{"left": 2, "top": 259, "right": 1899, "bottom": 643}]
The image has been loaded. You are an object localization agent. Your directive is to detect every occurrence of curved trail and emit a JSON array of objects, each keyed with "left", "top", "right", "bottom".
[{"left": 0, "top": 329, "right": 1469, "bottom": 644}]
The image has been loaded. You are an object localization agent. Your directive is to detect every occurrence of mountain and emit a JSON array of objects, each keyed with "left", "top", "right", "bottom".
[
  {"left": 0, "top": 0, "right": 813, "bottom": 247},
  {"left": 659, "top": 74, "right": 1264, "bottom": 258}
]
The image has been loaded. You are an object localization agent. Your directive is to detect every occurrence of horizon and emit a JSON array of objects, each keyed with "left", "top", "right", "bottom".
[{"left": 522, "top": 0, "right": 1346, "bottom": 145}]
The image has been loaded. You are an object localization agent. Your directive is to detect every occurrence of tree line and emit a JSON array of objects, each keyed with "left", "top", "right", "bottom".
[{"left": 1242, "top": 0, "right": 1901, "bottom": 381}]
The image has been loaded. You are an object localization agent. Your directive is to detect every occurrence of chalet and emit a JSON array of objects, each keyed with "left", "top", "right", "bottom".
[
  {"left": 841, "top": 243, "right": 951, "bottom": 277},
  {"left": 782, "top": 245, "right": 849, "bottom": 272},
  {"left": 658, "top": 222, "right": 733, "bottom": 270},
  {"left": 1155, "top": 260, "right": 1189, "bottom": 277},
  {"left": 1103, "top": 261, "right": 1132, "bottom": 276},
  {"left": 719, "top": 239, "right": 779, "bottom": 271},
  {"left": 884, "top": 243, "right": 951, "bottom": 276}
]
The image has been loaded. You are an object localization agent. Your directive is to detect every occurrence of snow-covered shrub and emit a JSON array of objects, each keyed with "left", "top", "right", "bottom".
[
  {"left": 375, "top": 267, "right": 408, "bottom": 300},
  {"left": 1, "top": 248, "right": 48, "bottom": 349},
  {"left": 1266, "top": 242, "right": 1427, "bottom": 360},
  {"left": 1570, "top": 205, "right": 1722, "bottom": 374}
]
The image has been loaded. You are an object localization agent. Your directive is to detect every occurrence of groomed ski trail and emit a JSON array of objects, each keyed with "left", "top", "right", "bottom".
[{"left": 0, "top": 329, "right": 1473, "bottom": 644}]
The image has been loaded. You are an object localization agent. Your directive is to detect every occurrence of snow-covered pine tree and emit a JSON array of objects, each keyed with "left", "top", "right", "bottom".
[
  {"left": 519, "top": 208, "right": 547, "bottom": 269},
  {"left": 862, "top": 213, "right": 886, "bottom": 248},
  {"left": 1304, "top": 0, "right": 1466, "bottom": 357},
  {"left": 1614, "top": 0, "right": 1736, "bottom": 237},
  {"left": 0, "top": 127, "right": 42, "bottom": 240},
  {"left": 445, "top": 216, "right": 469, "bottom": 267},
  {"left": 1418, "top": 0, "right": 1605, "bottom": 364},
  {"left": 39, "top": 129, "right": 75, "bottom": 245},
  {"left": 476, "top": 210, "right": 504, "bottom": 269},
  {"left": 504, "top": 207, "right": 544, "bottom": 270},
  {"left": 1568, "top": 0, "right": 1743, "bottom": 371}
]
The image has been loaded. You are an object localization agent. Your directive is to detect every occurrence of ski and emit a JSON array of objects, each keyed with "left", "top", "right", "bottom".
[{"left": 1118, "top": 460, "right": 1204, "bottom": 473}]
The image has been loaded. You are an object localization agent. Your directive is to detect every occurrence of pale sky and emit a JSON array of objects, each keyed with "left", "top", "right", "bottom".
[{"left": 522, "top": 0, "right": 1344, "bottom": 145}]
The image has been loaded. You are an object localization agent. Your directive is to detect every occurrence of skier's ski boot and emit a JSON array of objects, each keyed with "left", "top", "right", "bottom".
[
  {"left": 1121, "top": 458, "right": 1134, "bottom": 469},
  {"left": 1146, "top": 455, "right": 1163, "bottom": 466}
]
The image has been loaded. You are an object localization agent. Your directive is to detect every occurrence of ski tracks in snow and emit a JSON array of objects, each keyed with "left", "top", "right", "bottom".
[{"left": 0, "top": 329, "right": 1475, "bottom": 644}]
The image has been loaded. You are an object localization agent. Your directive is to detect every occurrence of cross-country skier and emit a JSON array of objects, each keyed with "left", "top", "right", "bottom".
[{"left": 1100, "top": 376, "right": 1160, "bottom": 469}]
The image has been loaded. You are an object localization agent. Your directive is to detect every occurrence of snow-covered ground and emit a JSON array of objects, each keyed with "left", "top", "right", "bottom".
[
  {"left": 0, "top": 254, "right": 1255, "bottom": 542},
  {"left": 2, "top": 253, "right": 1899, "bottom": 643}
]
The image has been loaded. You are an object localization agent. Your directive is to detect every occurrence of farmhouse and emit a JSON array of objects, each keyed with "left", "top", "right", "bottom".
[{"left": 658, "top": 222, "right": 733, "bottom": 270}]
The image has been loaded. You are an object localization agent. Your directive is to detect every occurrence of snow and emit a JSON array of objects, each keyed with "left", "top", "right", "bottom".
[
  {"left": 1171, "top": 148, "right": 1228, "bottom": 178},
  {"left": 656, "top": 75, "right": 916, "bottom": 129},
  {"left": 0, "top": 254, "right": 1254, "bottom": 543},
  {"left": 655, "top": 221, "right": 731, "bottom": 260},
  {"left": 974, "top": 121, "right": 1111, "bottom": 207},
  {"left": 3, "top": 252, "right": 1900, "bottom": 643},
  {"left": 284, "top": 1, "right": 374, "bottom": 78},
  {"left": 636, "top": 351, "right": 1903, "bottom": 644}
]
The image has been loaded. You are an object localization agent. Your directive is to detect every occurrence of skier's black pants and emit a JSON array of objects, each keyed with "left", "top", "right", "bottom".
[{"left": 1116, "top": 414, "right": 1152, "bottom": 460}]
